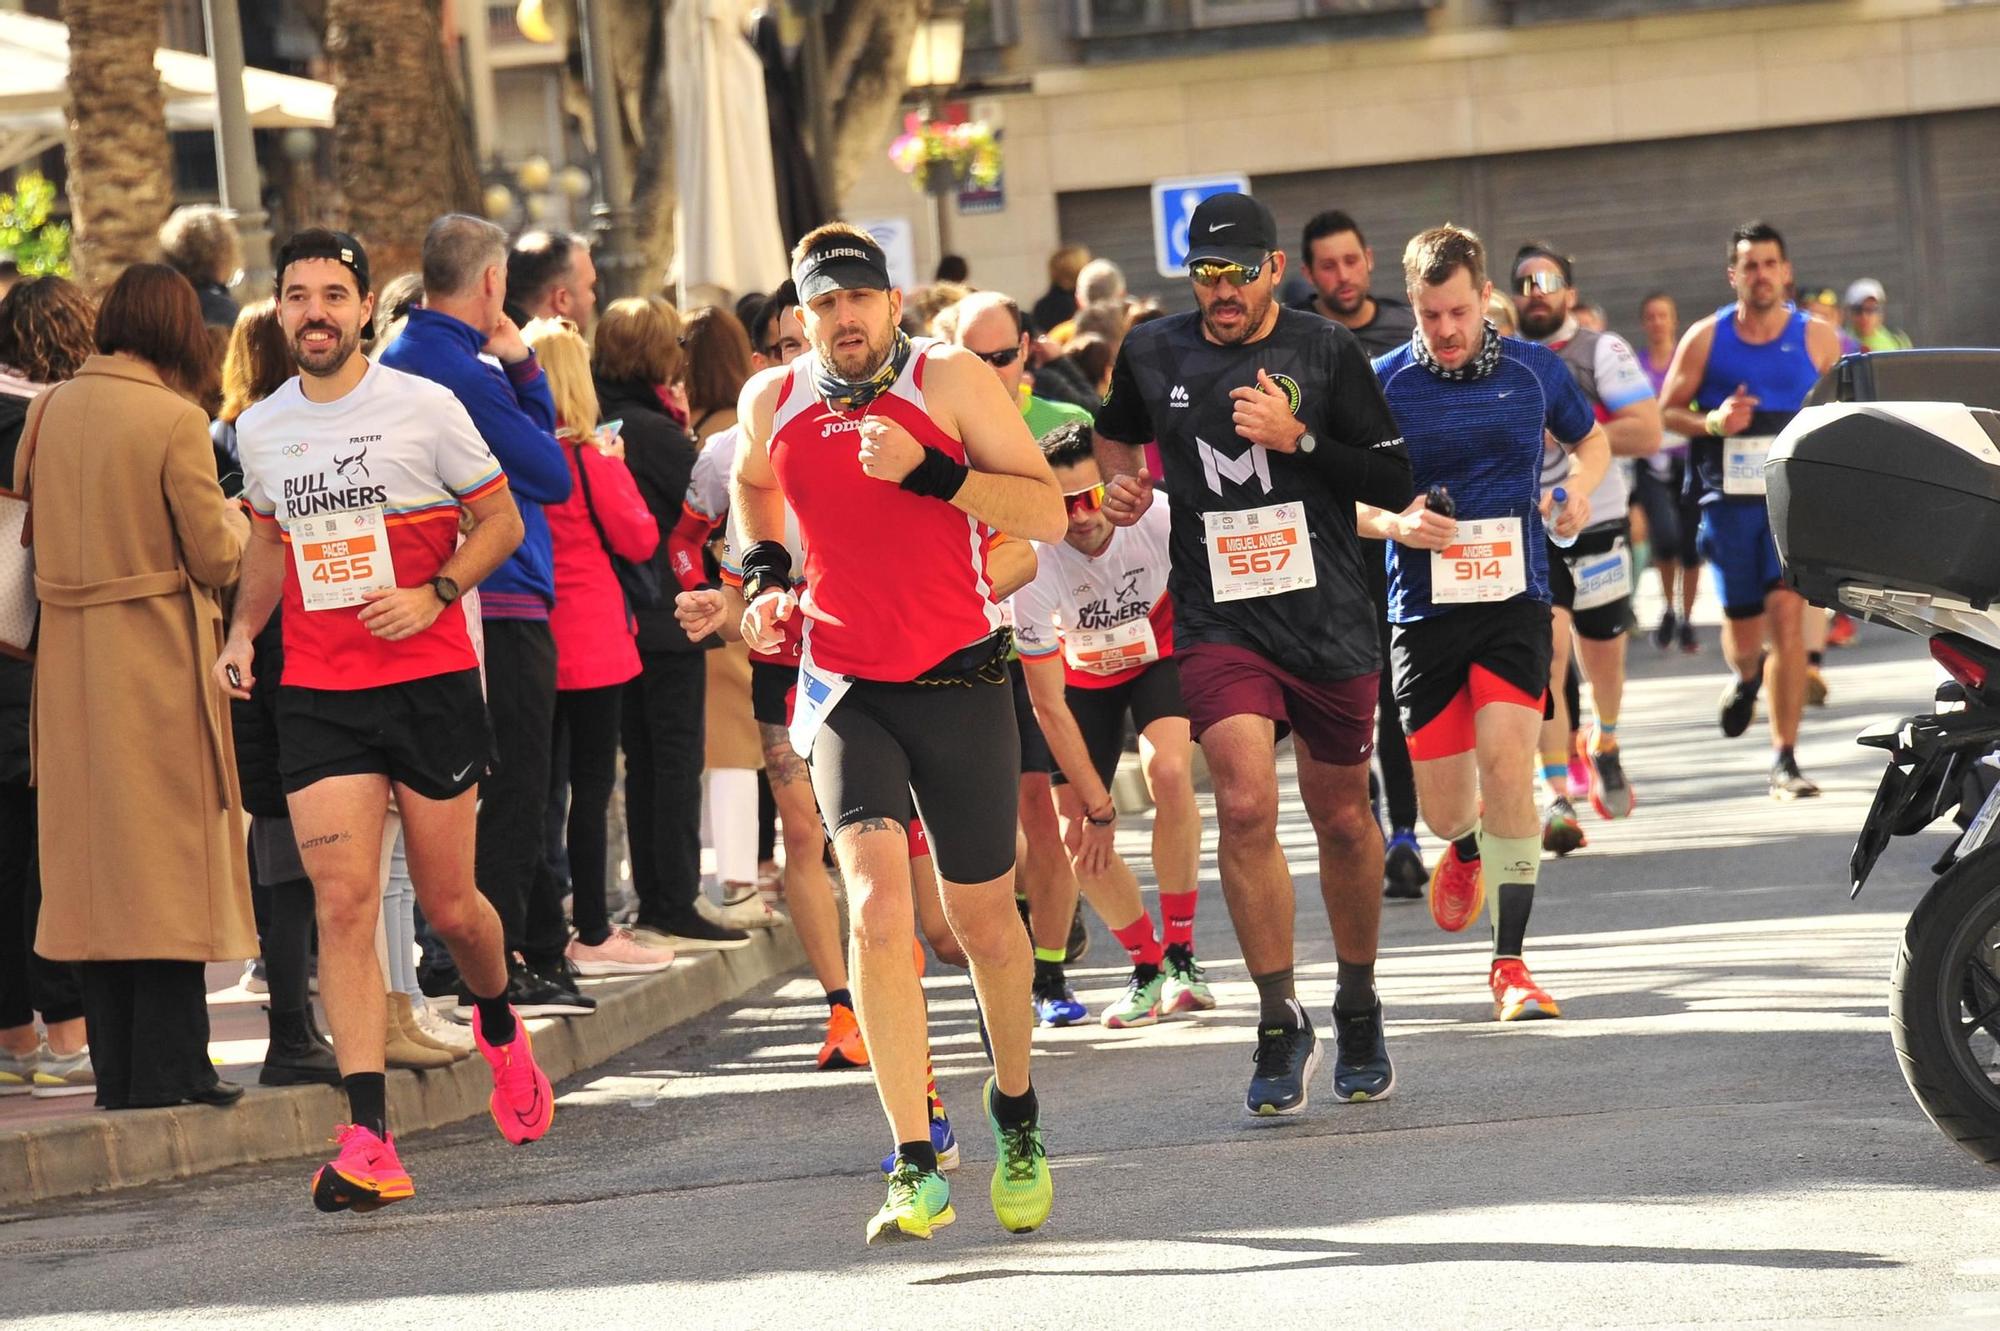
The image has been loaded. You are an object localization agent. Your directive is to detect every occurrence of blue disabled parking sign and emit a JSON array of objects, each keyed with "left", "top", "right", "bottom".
[{"left": 1152, "top": 174, "right": 1249, "bottom": 279}]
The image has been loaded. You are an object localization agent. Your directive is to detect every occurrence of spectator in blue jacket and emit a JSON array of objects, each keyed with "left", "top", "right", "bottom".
[{"left": 378, "top": 214, "right": 592, "bottom": 1018}]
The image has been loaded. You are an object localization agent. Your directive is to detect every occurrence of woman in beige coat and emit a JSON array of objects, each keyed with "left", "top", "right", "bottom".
[{"left": 16, "top": 264, "right": 252, "bottom": 1109}]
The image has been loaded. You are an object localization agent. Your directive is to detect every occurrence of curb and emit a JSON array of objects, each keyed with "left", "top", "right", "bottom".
[{"left": 0, "top": 924, "right": 804, "bottom": 1209}]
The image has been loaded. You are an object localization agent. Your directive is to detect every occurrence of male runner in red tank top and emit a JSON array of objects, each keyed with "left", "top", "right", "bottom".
[{"left": 731, "top": 224, "right": 1066, "bottom": 1244}]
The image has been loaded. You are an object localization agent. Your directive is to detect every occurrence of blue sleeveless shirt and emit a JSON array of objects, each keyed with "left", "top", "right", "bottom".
[{"left": 1688, "top": 304, "right": 1820, "bottom": 504}]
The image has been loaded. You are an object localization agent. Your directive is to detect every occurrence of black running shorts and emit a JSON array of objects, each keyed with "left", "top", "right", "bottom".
[
  {"left": 1546, "top": 520, "right": 1638, "bottom": 642},
  {"left": 1009, "top": 657, "right": 1054, "bottom": 775},
  {"left": 277, "top": 669, "right": 490, "bottom": 801},
  {"left": 1390, "top": 598, "right": 1553, "bottom": 760},
  {"left": 810, "top": 673, "right": 1020, "bottom": 885},
  {"left": 750, "top": 658, "right": 795, "bottom": 729},
  {"left": 1052, "top": 658, "right": 1187, "bottom": 789}
]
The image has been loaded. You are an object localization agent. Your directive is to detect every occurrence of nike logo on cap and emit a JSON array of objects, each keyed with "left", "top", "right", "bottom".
[{"left": 1208, "top": 222, "right": 1236, "bottom": 232}]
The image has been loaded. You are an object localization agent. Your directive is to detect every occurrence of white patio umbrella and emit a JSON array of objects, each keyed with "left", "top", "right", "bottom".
[
  {"left": 0, "top": 12, "right": 334, "bottom": 171},
  {"left": 668, "top": 0, "right": 789, "bottom": 304}
]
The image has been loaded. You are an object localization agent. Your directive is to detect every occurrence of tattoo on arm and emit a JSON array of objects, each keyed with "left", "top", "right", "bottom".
[{"left": 298, "top": 831, "right": 353, "bottom": 851}]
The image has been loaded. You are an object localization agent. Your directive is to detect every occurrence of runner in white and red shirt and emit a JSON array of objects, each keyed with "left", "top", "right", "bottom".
[
  {"left": 1009, "top": 419, "right": 1214, "bottom": 1030},
  {"left": 215, "top": 230, "right": 554, "bottom": 1217},
  {"left": 732, "top": 224, "right": 1065, "bottom": 1245}
]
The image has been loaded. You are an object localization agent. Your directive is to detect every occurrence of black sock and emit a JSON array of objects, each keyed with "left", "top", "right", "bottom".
[
  {"left": 1808, "top": 649, "right": 1824, "bottom": 667},
  {"left": 1776, "top": 745, "right": 1796, "bottom": 767},
  {"left": 990, "top": 1082, "right": 1038, "bottom": 1129},
  {"left": 1131, "top": 962, "right": 1160, "bottom": 986},
  {"left": 344, "top": 1072, "right": 388, "bottom": 1138},
  {"left": 1334, "top": 958, "right": 1376, "bottom": 1013},
  {"left": 826, "top": 987, "right": 853, "bottom": 1012},
  {"left": 1164, "top": 941, "right": 1194, "bottom": 966},
  {"left": 897, "top": 1140, "right": 939, "bottom": 1174},
  {"left": 474, "top": 989, "right": 516, "bottom": 1045},
  {"left": 1032, "top": 957, "right": 1065, "bottom": 992},
  {"left": 1494, "top": 883, "right": 1534, "bottom": 959},
  {"left": 1251, "top": 967, "right": 1298, "bottom": 1027},
  {"left": 1453, "top": 832, "right": 1482, "bottom": 861}
]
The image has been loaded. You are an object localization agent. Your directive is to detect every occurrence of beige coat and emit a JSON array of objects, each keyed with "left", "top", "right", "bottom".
[{"left": 17, "top": 355, "right": 254, "bottom": 962}]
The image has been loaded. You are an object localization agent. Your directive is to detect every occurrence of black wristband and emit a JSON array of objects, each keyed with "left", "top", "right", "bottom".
[
  {"left": 740, "top": 540, "right": 793, "bottom": 604},
  {"left": 1084, "top": 803, "right": 1116, "bottom": 826},
  {"left": 899, "top": 446, "right": 969, "bottom": 502}
]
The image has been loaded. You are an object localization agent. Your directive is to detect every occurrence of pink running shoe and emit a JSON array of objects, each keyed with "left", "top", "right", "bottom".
[
  {"left": 473, "top": 1006, "right": 554, "bottom": 1145},
  {"left": 566, "top": 927, "right": 676, "bottom": 977},
  {"left": 311, "top": 1123, "right": 414, "bottom": 1214}
]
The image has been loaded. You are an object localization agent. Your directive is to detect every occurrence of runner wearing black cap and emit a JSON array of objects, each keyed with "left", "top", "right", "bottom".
[
  {"left": 731, "top": 223, "right": 1066, "bottom": 1243},
  {"left": 217, "top": 229, "right": 555, "bottom": 1214},
  {"left": 1094, "top": 192, "right": 1414, "bottom": 1117}
]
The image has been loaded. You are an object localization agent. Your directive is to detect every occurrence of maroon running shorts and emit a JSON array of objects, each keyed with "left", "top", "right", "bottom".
[{"left": 1176, "top": 641, "right": 1377, "bottom": 766}]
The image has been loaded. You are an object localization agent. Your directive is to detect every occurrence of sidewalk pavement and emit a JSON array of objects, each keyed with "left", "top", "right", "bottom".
[{"left": 0, "top": 924, "right": 803, "bottom": 1209}]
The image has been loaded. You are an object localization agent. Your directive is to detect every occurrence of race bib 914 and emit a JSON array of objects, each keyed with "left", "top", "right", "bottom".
[{"left": 1431, "top": 517, "right": 1526, "bottom": 604}]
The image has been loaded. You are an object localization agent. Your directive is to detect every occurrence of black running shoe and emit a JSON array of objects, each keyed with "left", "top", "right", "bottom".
[
  {"left": 1064, "top": 902, "right": 1090, "bottom": 963},
  {"left": 1718, "top": 674, "right": 1761, "bottom": 738},
  {"left": 1330, "top": 1001, "right": 1395, "bottom": 1103},
  {"left": 514, "top": 960, "right": 596, "bottom": 1018},
  {"left": 1383, "top": 833, "right": 1426, "bottom": 900},
  {"left": 1246, "top": 1020, "right": 1320, "bottom": 1117},
  {"left": 1651, "top": 610, "right": 1677, "bottom": 652}
]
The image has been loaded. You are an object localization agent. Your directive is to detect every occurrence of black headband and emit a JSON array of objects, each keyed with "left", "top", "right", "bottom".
[{"left": 793, "top": 238, "right": 891, "bottom": 303}]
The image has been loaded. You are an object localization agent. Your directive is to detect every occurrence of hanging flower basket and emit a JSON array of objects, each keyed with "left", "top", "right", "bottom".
[{"left": 889, "top": 114, "right": 1002, "bottom": 196}]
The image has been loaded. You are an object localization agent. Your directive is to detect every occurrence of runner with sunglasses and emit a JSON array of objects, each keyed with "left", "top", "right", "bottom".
[
  {"left": 1009, "top": 420, "right": 1214, "bottom": 1029},
  {"left": 1094, "top": 192, "right": 1414, "bottom": 1116},
  {"left": 943, "top": 292, "right": 1099, "bottom": 1026}
]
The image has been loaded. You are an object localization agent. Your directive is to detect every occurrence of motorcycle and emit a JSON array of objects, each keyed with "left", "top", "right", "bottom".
[{"left": 1771, "top": 352, "right": 2000, "bottom": 1169}]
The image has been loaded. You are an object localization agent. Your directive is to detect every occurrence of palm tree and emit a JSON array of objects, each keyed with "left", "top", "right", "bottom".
[
  {"left": 322, "top": 0, "right": 479, "bottom": 280},
  {"left": 60, "top": 0, "right": 174, "bottom": 289}
]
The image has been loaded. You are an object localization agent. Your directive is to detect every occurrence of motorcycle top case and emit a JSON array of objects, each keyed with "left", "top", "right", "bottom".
[{"left": 1768, "top": 399, "right": 2000, "bottom": 610}]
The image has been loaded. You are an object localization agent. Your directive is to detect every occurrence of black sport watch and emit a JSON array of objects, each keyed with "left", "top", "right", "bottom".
[
  {"left": 428, "top": 575, "right": 461, "bottom": 606},
  {"left": 1295, "top": 430, "right": 1318, "bottom": 455}
]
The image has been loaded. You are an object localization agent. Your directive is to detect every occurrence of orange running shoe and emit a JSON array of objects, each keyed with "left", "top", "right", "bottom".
[
  {"left": 474, "top": 1006, "right": 554, "bottom": 1145},
  {"left": 311, "top": 1124, "right": 414, "bottom": 1214},
  {"left": 1489, "top": 958, "right": 1562, "bottom": 1022},
  {"left": 1428, "top": 842, "right": 1485, "bottom": 933},
  {"left": 817, "top": 1003, "right": 870, "bottom": 1069},
  {"left": 1828, "top": 612, "right": 1857, "bottom": 647}
]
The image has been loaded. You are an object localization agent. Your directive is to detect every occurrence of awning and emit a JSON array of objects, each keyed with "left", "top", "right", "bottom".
[{"left": 0, "top": 12, "right": 334, "bottom": 170}]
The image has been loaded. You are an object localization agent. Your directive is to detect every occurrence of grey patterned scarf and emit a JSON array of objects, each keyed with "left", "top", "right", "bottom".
[{"left": 1411, "top": 319, "right": 1503, "bottom": 381}]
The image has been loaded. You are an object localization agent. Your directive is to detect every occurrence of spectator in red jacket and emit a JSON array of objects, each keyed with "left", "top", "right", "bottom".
[{"left": 520, "top": 318, "right": 674, "bottom": 976}]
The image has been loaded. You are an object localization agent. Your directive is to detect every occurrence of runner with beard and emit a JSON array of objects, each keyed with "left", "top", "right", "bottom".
[
  {"left": 1364, "top": 224, "right": 1610, "bottom": 1022},
  {"left": 1657, "top": 222, "right": 1839, "bottom": 799},
  {"left": 217, "top": 230, "right": 554, "bottom": 1213},
  {"left": 732, "top": 224, "right": 1065, "bottom": 1243},
  {"left": 1291, "top": 209, "right": 1426, "bottom": 901},
  {"left": 1511, "top": 244, "right": 1662, "bottom": 845},
  {"left": 1095, "top": 193, "right": 1413, "bottom": 1116}
]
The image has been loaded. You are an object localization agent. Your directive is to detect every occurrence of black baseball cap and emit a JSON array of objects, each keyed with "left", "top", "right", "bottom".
[
  {"left": 275, "top": 228, "right": 371, "bottom": 296},
  {"left": 793, "top": 230, "right": 892, "bottom": 303},
  {"left": 1185, "top": 193, "right": 1278, "bottom": 269}
]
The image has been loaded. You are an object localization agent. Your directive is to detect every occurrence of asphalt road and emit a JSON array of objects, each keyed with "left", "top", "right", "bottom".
[{"left": 8, "top": 624, "right": 1999, "bottom": 1330}]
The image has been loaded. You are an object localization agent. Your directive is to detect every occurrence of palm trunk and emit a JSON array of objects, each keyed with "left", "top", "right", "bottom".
[
  {"left": 323, "top": 0, "right": 479, "bottom": 280},
  {"left": 61, "top": 0, "right": 175, "bottom": 290}
]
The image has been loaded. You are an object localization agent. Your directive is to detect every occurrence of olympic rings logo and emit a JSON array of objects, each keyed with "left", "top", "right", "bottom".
[{"left": 280, "top": 443, "right": 310, "bottom": 457}]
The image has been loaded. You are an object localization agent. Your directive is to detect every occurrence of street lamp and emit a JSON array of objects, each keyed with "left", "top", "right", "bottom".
[{"left": 904, "top": 6, "right": 966, "bottom": 271}]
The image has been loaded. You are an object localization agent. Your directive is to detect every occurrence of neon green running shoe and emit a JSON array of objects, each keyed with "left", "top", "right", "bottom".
[
  {"left": 1100, "top": 967, "right": 1165, "bottom": 1029},
  {"left": 1163, "top": 944, "right": 1216, "bottom": 1014},
  {"left": 983, "top": 1076, "right": 1052, "bottom": 1234},
  {"left": 866, "top": 1160, "right": 954, "bottom": 1244}
]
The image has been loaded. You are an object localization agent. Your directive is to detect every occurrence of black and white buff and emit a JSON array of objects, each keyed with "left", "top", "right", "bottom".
[
  {"left": 814, "top": 329, "right": 913, "bottom": 413},
  {"left": 1410, "top": 318, "right": 1503, "bottom": 381}
]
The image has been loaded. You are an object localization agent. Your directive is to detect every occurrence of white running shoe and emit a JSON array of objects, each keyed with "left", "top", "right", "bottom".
[
  {"left": 700, "top": 884, "right": 787, "bottom": 931},
  {"left": 411, "top": 997, "right": 475, "bottom": 1052},
  {"left": 566, "top": 927, "right": 676, "bottom": 976}
]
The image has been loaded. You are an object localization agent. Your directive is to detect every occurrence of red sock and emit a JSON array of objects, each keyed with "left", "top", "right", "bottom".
[
  {"left": 925, "top": 1051, "right": 942, "bottom": 1117},
  {"left": 1159, "top": 892, "right": 1198, "bottom": 948},
  {"left": 1111, "top": 915, "right": 1164, "bottom": 968}
]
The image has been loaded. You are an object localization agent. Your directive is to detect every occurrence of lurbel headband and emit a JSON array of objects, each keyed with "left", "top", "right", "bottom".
[{"left": 794, "top": 240, "right": 891, "bottom": 303}]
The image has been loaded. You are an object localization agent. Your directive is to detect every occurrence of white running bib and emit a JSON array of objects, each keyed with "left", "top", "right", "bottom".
[
  {"left": 288, "top": 505, "right": 397, "bottom": 611},
  {"left": 787, "top": 639, "right": 852, "bottom": 761},
  {"left": 1062, "top": 616, "right": 1160, "bottom": 677},
  {"left": 1204, "top": 503, "right": 1316, "bottom": 604},
  {"left": 1431, "top": 517, "right": 1526, "bottom": 604},
  {"left": 1723, "top": 435, "right": 1775, "bottom": 497},
  {"left": 1570, "top": 537, "right": 1633, "bottom": 611}
]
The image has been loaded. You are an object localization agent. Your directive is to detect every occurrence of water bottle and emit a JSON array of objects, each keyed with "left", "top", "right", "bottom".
[{"left": 1548, "top": 486, "right": 1578, "bottom": 549}]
